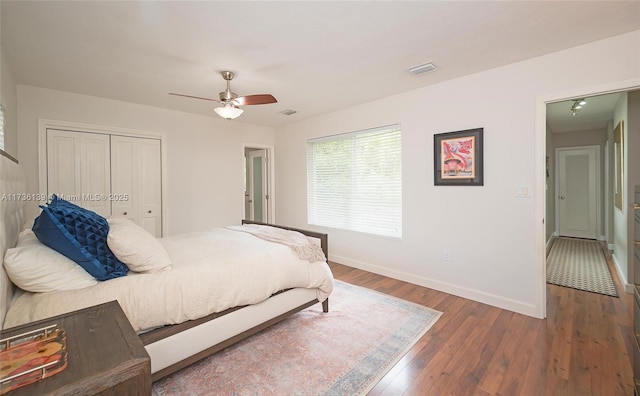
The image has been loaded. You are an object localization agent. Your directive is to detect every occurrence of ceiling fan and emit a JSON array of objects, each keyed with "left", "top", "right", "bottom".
[{"left": 170, "top": 71, "right": 277, "bottom": 120}]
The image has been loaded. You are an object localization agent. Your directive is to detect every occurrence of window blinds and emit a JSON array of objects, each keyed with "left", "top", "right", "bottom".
[
  {"left": 307, "top": 124, "right": 402, "bottom": 238},
  {"left": 0, "top": 105, "right": 5, "bottom": 151}
]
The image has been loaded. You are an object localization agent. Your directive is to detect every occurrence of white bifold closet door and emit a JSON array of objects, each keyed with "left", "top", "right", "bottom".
[
  {"left": 45, "top": 129, "right": 163, "bottom": 237},
  {"left": 111, "top": 135, "right": 162, "bottom": 237},
  {"left": 46, "top": 130, "right": 112, "bottom": 217}
]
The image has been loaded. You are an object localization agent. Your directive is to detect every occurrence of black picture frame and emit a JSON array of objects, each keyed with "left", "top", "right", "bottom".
[{"left": 434, "top": 128, "right": 483, "bottom": 186}]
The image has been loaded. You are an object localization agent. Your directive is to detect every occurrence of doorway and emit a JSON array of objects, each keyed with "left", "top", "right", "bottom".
[
  {"left": 537, "top": 81, "right": 640, "bottom": 319},
  {"left": 243, "top": 145, "right": 274, "bottom": 223}
]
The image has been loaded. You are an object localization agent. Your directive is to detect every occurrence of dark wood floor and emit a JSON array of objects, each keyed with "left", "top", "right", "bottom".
[{"left": 329, "top": 243, "right": 634, "bottom": 395}]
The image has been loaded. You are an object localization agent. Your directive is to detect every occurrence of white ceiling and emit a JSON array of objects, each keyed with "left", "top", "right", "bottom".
[
  {"left": 547, "top": 93, "right": 625, "bottom": 134},
  {"left": 2, "top": 1, "right": 639, "bottom": 127}
]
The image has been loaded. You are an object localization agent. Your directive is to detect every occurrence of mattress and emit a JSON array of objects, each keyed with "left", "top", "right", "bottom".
[{"left": 4, "top": 227, "right": 334, "bottom": 331}]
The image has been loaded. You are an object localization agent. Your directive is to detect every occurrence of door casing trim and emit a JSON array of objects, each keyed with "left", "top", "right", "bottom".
[{"left": 242, "top": 143, "right": 275, "bottom": 224}]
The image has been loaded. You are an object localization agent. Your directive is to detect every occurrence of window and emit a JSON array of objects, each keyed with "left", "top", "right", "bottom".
[
  {"left": 0, "top": 105, "right": 5, "bottom": 151},
  {"left": 307, "top": 124, "right": 402, "bottom": 237}
]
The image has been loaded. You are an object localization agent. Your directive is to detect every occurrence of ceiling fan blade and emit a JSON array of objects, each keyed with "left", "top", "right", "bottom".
[
  {"left": 234, "top": 94, "right": 277, "bottom": 106},
  {"left": 169, "top": 93, "right": 220, "bottom": 102}
]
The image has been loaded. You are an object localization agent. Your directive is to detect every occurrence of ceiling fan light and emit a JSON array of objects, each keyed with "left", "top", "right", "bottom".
[
  {"left": 578, "top": 99, "right": 587, "bottom": 106},
  {"left": 215, "top": 105, "right": 243, "bottom": 120}
]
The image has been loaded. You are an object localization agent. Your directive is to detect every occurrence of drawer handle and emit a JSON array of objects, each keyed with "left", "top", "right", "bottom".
[
  {"left": 123, "top": 212, "right": 127, "bottom": 216},
  {"left": 148, "top": 210, "right": 152, "bottom": 214}
]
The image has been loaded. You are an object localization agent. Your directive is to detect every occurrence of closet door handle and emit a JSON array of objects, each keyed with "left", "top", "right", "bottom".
[
  {"left": 123, "top": 212, "right": 128, "bottom": 215},
  {"left": 148, "top": 210, "right": 152, "bottom": 214}
]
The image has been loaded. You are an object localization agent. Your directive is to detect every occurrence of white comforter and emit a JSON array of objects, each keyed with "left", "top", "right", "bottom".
[{"left": 3, "top": 228, "right": 334, "bottom": 331}]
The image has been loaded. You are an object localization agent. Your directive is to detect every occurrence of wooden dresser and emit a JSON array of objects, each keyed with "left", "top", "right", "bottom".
[
  {"left": 1, "top": 301, "right": 151, "bottom": 395},
  {"left": 633, "top": 185, "right": 640, "bottom": 395}
]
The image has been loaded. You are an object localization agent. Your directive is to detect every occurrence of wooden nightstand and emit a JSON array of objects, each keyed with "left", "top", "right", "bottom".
[{"left": 1, "top": 301, "right": 151, "bottom": 395}]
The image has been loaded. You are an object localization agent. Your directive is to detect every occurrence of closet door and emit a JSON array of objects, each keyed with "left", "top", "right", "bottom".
[
  {"left": 46, "top": 130, "right": 81, "bottom": 199},
  {"left": 46, "top": 130, "right": 112, "bottom": 217},
  {"left": 136, "top": 139, "right": 162, "bottom": 237},
  {"left": 110, "top": 136, "right": 137, "bottom": 223},
  {"left": 111, "top": 135, "right": 162, "bottom": 237},
  {"left": 80, "top": 133, "right": 111, "bottom": 217}
]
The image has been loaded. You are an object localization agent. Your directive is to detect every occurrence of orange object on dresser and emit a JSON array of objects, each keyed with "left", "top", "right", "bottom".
[{"left": 0, "top": 326, "right": 67, "bottom": 394}]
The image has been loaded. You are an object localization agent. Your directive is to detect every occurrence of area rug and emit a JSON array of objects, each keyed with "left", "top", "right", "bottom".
[
  {"left": 547, "top": 237, "right": 618, "bottom": 297},
  {"left": 152, "top": 280, "right": 442, "bottom": 396}
]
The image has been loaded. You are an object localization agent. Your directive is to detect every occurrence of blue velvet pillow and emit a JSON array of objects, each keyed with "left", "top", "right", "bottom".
[{"left": 32, "top": 196, "right": 128, "bottom": 281}]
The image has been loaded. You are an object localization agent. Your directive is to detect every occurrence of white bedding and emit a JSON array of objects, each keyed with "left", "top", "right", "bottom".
[{"left": 3, "top": 227, "right": 334, "bottom": 331}]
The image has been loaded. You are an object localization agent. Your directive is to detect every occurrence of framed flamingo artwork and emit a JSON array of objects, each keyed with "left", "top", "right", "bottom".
[{"left": 434, "top": 128, "right": 483, "bottom": 186}]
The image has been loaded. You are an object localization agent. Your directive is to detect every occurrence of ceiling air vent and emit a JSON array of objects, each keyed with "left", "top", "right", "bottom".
[
  {"left": 407, "top": 62, "right": 438, "bottom": 76},
  {"left": 280, "top": 109, "right": 297, "bottom": 116}
]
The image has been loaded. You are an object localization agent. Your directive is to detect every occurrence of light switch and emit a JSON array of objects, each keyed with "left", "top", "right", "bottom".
[{"left": 515, "top": 186, "right": 531, "bottom": 198}]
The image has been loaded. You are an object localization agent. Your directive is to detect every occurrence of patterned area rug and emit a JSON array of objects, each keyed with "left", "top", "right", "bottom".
[
  {"left": 547, "top": 237, "right": 618, "bottom": 297},
  {"left": 152, "top": 280, "right": 442, "bottom": 395}
]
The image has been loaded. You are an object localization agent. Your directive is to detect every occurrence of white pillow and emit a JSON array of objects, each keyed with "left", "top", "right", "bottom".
[
  {"left": 107, "top": 217, "right": 172, "bottom": 273},
  {"left": 3, "top": 229, "right": 98, "bottom": 292}
]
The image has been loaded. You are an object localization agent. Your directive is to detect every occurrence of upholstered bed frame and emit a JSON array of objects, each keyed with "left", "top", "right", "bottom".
[
  {"left": 0, "top": 151, "right": 26, "bottom": 332},
  {"left": 0, "top": 153, "right": 329, "bottom": 381},
  {"left": 141, "top": 220, "right": 329, "bottom": 380}
]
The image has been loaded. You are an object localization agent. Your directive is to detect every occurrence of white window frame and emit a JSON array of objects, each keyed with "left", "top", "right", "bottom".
[
  {"left": 0, "top": 105, "right": 5, "bottom": 151},
  {"left": 307, "top": 124, "right": 402, "bottom": 238}
]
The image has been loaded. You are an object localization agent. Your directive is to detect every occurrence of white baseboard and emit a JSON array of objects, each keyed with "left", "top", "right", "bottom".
[
  {"left": 546, "top": 235, "right": 555, "bottom": 250},
  {"left": 329, "top": 254, "right": 540, "bottom": 318},
  {"left": 611, "top": 253, "right": 634, "bottom": 294}
]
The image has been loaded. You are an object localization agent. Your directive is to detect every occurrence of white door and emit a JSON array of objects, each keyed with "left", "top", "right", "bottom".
[
  {"left": 46, "top": 129, "right": 112, "bottom": 217},
  {"left": 80, "top": 133, "right": 111, "bottom": 217},
  {"left": 111, "top": 135, "right": 162, "bottom": 236},
  {"left": 110, "top": 136, "right": 137, "bottom": 222},
  {"left": 247, "top": 149, "right": 268, "bottom": 222},
  {"left": 46, "top": 129, "right": 81, "bottom": 200},
  {"left": 136, "top": 139, "right": 162, "bottom": 236},
  {"left": 557, "top": 147, "right": 598, "bottom": 239}
]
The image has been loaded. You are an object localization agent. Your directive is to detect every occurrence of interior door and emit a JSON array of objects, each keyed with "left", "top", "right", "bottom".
[
  {"left": 247, "top": 149, "right": 268, "bottom": 222},
  {"left": 557, "top": 147, "right": 598, "bottom": 239},
  {"left": 80, "top": 133, "right": 111, "bottom": 217},
  {"left": 111, "top": 135, "right": 162, "bottom": 237},
  {"left": 136, "top": 138, "right": 162, "bottom": 237},
  {"left": 46, "top": 129, "right": 111, "bottom": 217},
  {"left": 110, "top": 136, "right": 137, "bottom": 223},
  {"left": 46, "top": 129, "right": 82, "bottom": 201}
]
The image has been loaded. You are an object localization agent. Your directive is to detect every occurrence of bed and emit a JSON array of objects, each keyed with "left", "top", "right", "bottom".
[{"left": 0, "top": 152, "right": 334, "bottom": 381}]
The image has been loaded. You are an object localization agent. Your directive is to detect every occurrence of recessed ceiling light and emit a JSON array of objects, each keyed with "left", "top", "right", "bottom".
[
  {"left": 407, "top": 62, "right": 438, "bottom": 76},
  {"left": 280, "top": 109, "right": 297, "bottom": 116}
]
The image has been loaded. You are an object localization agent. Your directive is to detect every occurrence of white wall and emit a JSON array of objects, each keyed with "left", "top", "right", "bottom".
[
  {"left": 606, "top": 119, "right": 614, "bottom": 247},
  {"left": 613, "top": 93, "right": 629, "bottom": 286},
  {"left": 274, "top": 30, "right": 640, "bottom": 317},
  {"left": 1, "top": 46, "right": 18, "bottom": 157},
  {"left": 17, "top": 85, "right": 275, "bottom": 236},
  {"left": 545, "top": 123, "right": 554, "bottom": 244},
  {"left": 627, "top": 90, "right": 640, "bottom": 286},
  {"left": 1, "top": 0, "right": 19, "bottom": 156}
]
